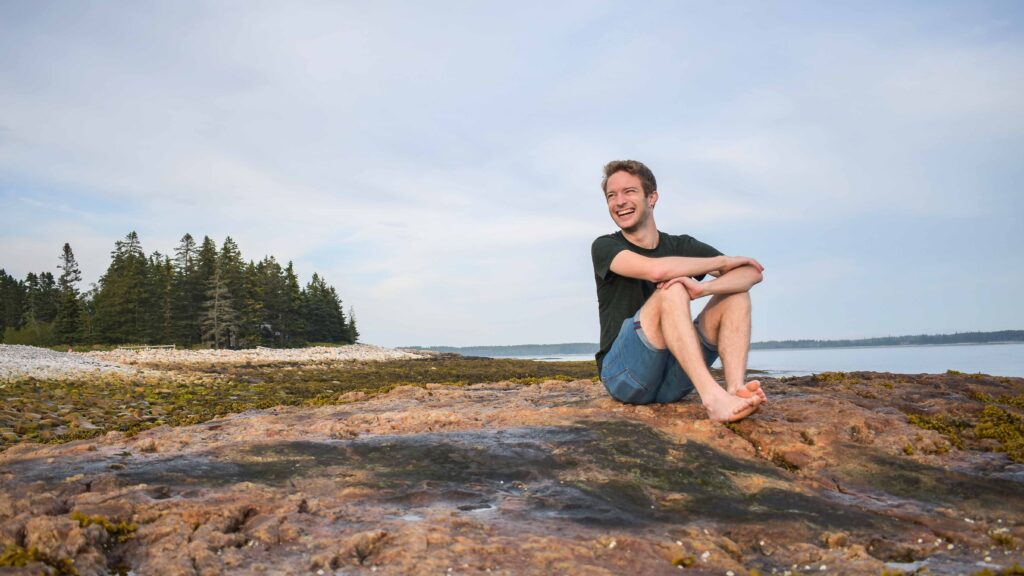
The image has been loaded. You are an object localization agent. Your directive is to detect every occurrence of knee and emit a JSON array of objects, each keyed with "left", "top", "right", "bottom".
[{"left": 654, "top": 283, "right": 692, "bottom": 310}]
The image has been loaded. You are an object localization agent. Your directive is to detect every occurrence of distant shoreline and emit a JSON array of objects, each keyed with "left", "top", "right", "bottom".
[{"left": 411, "top": 330, "right": 1024, "bottom": 357}]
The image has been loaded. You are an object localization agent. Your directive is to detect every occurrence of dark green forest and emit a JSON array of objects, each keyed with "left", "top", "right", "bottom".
[
  {"left": 749, "top": 330, "right": 1024, "bottom": 349},
  {"left": 0, "top": 232, "right": 358, "bottom": 348}
]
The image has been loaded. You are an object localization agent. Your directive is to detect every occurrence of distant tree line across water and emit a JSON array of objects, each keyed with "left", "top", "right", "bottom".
[
  {"left": 418, "top": 330, "right": 1024, "bottom": 357},
  {"left": 749, "top": 330, "right": 1024, "bottom": 350},
  {"left": 0, "top": 232, "right": 358, "bottom": 348}
]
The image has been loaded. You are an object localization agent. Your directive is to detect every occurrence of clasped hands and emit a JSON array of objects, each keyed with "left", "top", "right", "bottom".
[{"left": 656, "top": 256, "right": 764, "bottom": 299}]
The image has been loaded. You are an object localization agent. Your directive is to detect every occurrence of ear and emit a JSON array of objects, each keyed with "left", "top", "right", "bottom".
[{"left": 649, "top": 190, "right": 658, "bottom": 207}]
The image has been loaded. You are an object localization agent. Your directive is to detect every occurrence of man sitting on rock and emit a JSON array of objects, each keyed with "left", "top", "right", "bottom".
[{"left": 592, "top": 160, "right": 767, "bottom": 422}]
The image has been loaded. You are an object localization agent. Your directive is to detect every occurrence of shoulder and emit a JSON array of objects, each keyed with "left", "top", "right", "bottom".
[
  {"left": 591, "top": 232, "right": 626, "bottom": 251},
  {"left": 660, "top": 232, "right": 722, "bottom": 256}
]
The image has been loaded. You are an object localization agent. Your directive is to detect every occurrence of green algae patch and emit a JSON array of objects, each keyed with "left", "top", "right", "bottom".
[
  {"left": 906, "top": 391, "right": 1024, "bottom": 463},
  {"left": 975, "top": 405, "right": 1024, "bottom": 463},
  {"left": 671, "top": 555, "right": 695, "bottom": 567},
  {"left": 0, "top": 544, "right": 78, "bottom": 575},
  {"left": 71, "top": 511, "right": 137, "bottom": 542},
  {"left": 0, "top": 356, "right": 597, "bottom": 452},
  {"left": 812, "top": 372, "right": 858, "bottom": 387},
  {"left": 907, "top": 413, "right": 970, "bottom": 449}
]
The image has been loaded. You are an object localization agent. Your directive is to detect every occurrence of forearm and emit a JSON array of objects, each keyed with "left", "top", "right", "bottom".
[
  {"left": 646, "top": 255, "right": 726, "bottom": 283},
  {"left": 698, "top": 265, "right": 763, "bottom": 296}
]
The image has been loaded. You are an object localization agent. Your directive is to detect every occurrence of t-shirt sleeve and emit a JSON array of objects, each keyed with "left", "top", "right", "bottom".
[{"left": 592, "top": 236, "right": 627, "bottom": 281}]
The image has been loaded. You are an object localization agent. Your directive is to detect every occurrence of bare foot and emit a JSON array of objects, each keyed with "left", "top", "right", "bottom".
[
  {"left": 704, "top": 391, "right": 761, "bottom": 422},
  {"left": 733, "top": 380, "right": 767, "bottom": 403}
]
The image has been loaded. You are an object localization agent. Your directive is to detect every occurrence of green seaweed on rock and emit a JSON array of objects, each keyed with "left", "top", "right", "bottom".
[
  {"left": 906, "top": 413, "right": 969, "bottom": 449},
  {"left": 0, "top": 544, "right": 78, "bottom": 575},
  {"left": 0, "top": 356, "right": 598, "bottom": 452},
  {"left": 974, "top": 405, "right": 1024, "bottom": 463},
  {"left": 71, "top": 511, "right": 137, "bottom": 542}
]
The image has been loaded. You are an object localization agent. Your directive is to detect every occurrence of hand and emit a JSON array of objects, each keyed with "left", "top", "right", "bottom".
[
  {"left": 717, "top": 256, "right": 764, "bottom": 275},
  {"left": 658, "top": 275, "right": 707, "bottom": 299}
]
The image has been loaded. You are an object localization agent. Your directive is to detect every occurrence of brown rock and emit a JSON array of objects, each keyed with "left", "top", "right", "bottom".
[{"left": 0, "top": 373, "right": 1022, "bottom": 575}]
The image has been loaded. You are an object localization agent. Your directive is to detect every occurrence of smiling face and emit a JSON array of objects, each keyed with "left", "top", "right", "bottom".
[{"left": 604, "top": 171, "right": 657, "bottom": 233}]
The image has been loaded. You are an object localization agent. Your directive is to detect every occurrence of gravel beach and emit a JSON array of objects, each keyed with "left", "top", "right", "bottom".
[
  {"left": 0, "top": 344, "right": 136, "bottom": 381},
  {"left": 0, "top": 343, "right": 428, "bottom": 380}
]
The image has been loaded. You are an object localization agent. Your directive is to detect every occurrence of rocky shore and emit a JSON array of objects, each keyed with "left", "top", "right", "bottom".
[
  {"left": 0, "top": 345, "right": 135, "bottom": 381},
  {"left": 0, "top": 354, "right": 1022, "bottom": 574},
  {"left": 85, "top": 344, "right": 428, "bottom": 368},
  {"left": 0, "top": 344, "right": 428, "bottom": 382}
]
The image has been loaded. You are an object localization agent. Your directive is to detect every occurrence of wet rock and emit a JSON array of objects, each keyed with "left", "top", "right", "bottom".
[
  {"left": 0, "top": 372, "right": 1022, "bottom": 574},
  {"left": 23, "top": 515, "right": 108, "bottom": 575}
]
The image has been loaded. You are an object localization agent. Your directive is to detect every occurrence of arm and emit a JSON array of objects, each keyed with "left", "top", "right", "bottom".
[
  {"left": 609, "top": 250, "right": 727, "bottom": 283},
  {"left": 699, "top": 264, "right": 763, "bottom": 295},
  {"left": 663, "top": 264, "right": 763, "bottom": 298}
]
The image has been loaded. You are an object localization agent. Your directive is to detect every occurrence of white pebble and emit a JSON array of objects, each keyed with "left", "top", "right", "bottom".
[
  {"left": 727, "top": 572, "right": 735, "bottom": 576},
  {"left": 701, "top": 551, "right": 711, "bottom": 561},
  {"left": 986, "top": 557, "right": 993, "bottom": 562},
  {"left": 820, "top": 566, "right": 827, "bottom": 571},
  {"left": 676, "top": 540, "right": 683, "bottom": 546}
]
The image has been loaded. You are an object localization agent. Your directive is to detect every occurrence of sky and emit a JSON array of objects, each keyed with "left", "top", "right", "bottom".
[{"left": 1, "top": 1, "right": 1023, "bottom": 347}]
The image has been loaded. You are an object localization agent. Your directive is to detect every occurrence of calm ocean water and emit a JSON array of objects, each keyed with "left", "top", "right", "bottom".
[{"left": 510, "top": 342, "right": 1024, "bottom": 377}]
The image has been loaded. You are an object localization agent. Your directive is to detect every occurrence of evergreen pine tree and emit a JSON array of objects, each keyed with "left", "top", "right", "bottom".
[
  {"left": 283, "top": 262, "right": 305, "bottom": 346},
  {"left": 147, "top": 252, "right": 175, "bottom": 343},
  {"left": 77, "top": 285, "right": 98, "bottom": 344},
  {"left": 347, "top": 306, "right": 359, "bottom": 343},
  {"left": 172, "top": 233, "right": 200, "bottom": 345},
  {"left": 23, "top": 272, "right": 60, "bottom": 325},
  {"left": 0, "top": 270, "right": 27, "bottom": 341},
  {"left": 237, "top": 261, "right": 263, "bottom": 347},
  {"left": 92, "top": 231, "right": 150, "bottom": 343},
  {"left": 192, "top": 236, "right": 219, "bottom": 343},
  {"left": 54, "top": 243, "right": 83, "bottom": 343},
  {"left": 202, "top": 262, "right": 238, "bottom": 349},
  {"left": 257, "top": 257, "right": 286, "bottom": 346},
  {"left": 301, "top": 273, "right": 347, "bottom": 343}
]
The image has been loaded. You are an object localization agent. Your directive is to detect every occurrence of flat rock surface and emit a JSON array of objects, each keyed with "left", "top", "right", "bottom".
[{"left": 1, "top": 372, "right": 1023, "bottom": 575}]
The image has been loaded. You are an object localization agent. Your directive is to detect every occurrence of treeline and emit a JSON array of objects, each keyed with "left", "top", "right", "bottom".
[
  {"left": 0, "top": 232, "right": 358, "bottom": 348},
  {"left": 750, "top": 330, "right": 1024, "bottom": 350}
]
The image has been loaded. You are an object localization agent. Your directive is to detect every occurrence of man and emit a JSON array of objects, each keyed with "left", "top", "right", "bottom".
[{"left": 592, "top": 160, "right": 766, "bottom": 422}]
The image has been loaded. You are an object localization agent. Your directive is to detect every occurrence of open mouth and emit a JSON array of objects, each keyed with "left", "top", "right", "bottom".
[{"left": 616, "top": 208, "right": 635, "bottom": 218}]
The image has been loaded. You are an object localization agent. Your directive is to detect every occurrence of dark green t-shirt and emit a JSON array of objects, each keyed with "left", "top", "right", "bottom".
[{"left": 591, "top": 231, "right": 722, "bottom": 373}]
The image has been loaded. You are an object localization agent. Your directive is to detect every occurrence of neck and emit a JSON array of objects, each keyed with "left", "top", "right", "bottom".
[{"left": 621, "top": 219, "right": 659, "bottom": 249}]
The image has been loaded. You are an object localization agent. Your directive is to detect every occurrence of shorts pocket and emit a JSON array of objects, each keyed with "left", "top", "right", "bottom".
[{"left": 602, "top": 368, "right": 651, "bottom": 404}]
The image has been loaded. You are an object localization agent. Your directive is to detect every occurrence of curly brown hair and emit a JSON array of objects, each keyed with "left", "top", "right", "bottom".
[{"left": 601, "top": 160, "right": 657, "bottom": 197}]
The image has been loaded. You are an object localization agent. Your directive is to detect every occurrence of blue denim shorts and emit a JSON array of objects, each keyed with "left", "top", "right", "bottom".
[{"left": 600, "top": 310, "right": 719, "bottom": 404}]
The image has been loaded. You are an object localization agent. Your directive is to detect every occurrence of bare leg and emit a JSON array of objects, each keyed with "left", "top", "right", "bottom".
[
  {"left": 696, "top": 292, "right": 765, "bottom": 402},
  {"left": 638, "top": 284, "right": 760, "bottom": 421}
]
